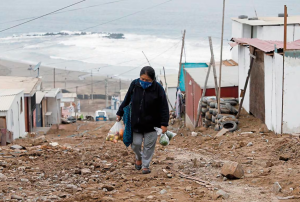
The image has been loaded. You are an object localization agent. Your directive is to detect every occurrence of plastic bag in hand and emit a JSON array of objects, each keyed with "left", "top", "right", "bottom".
[
  {"left": 159, "top": 133, "right": 170, "bottom": 146},
  {"left": 166, "top": 131, "right": 177, "bottom": 140},
  {"left": 106, "top": 122, "right": 124, "bottom": 143}
]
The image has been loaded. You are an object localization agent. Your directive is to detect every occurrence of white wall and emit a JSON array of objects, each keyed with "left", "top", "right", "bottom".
[
  {"left": 0, "top": 93, "right": 26, "bottom": 139},
  {"left": 47, "top": 97, "right": 61, "bottom": 125},
  {"left": 238, "top": 45, "right": 251, "bottom": 113},
  {"left": 167, "top": 87, "right": 177, "bottom": 110},
  {"left": 258, "top": 25, "right": 297, "bottom": 42},
  {"left": 282, "top": 52, "right": 300, "bottom": 133},
  {"left": 264, "top": 53, "right": 283, "bottom": 134}
]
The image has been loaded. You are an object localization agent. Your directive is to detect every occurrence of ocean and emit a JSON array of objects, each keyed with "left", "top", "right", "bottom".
[{"left": 0, "top": 0, "right": 298, "bottom": 79}]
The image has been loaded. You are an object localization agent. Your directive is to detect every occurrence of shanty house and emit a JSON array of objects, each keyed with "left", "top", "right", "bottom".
[
  {"left": 0, "top": 89, "right": 25, "bottom": 142},
  {"left": 158, "top": 74, "right": 178, "bottom": 110},
  {"left": 184, "top": 60, "right": 239, "bottom": 129},
  {"left": 178, "top": 63, "right": 208, "bottom": 92},
  {"left": 231, "top": 15, "right": 300, "bottom": 62},
  {"left": 0, "top": 76, "right": 42, "bottom": 133},
  {"left": 232, "top": 38, "right": 300, "bottom": 134}
]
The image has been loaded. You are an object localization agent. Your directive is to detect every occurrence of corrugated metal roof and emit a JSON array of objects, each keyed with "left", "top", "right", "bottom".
[
  {"left": 232, "top": 38, "right": 300, "bottom": 53},
  {"left": 185, "top": 65, "right": 239, "bottom": 89},
  {"left": 232, "top": 16, "right": 300, "bottom": 26},
  {"left": 44, "top": 88, "right": 61, "bottom": 98},
  {"left": 0, "top": 76, "right": 41, "bottom": 96},
  {"left": 0, "top": 95, "right": 16, "bottom": 112}
]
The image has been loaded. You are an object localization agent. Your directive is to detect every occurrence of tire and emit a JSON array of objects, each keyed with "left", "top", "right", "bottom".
[
  {"left": 224, "top": 100, "right": 238, "bottom": 106},
  {"left": 205, "top": 112, "right": 212, "bottom": 120},
  {"left": 209, "top": 108, "right": 214, "bottom": 115},
  {"left": 221, "top": 108, "right": 230, "bottom": 114},
  {"left": 220, "top": 121, "right": 238, "bottom": 132},
  {"left": 215, "top": 103, "right": 227, "bottom": 109},
  {"left": 210, "top": 102, "right": 216, "bottom": 108},
  {"left": 212, "top": 116, "right": 216, "bottom": 123},
  {"left": 212, "top": 109, "right": 218, "bottom": 116},
  {"left": 202, "top": 107, "right": 208, "bottom": 113},
  {"left": 201, "top": 103, "right": 207, "bottom": 108},
  {"left": 225, "top": 103, "right": 238, "bottom": 114}
]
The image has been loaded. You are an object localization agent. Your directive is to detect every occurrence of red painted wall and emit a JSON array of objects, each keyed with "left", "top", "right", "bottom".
[
  {"left": 24, "top": 97, "right": 29, "bottom": 132},
  {"left": 185, "top": 71, "right": 239, "bottom": 128}
]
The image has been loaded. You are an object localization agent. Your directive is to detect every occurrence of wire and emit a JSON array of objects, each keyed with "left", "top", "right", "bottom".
[
  {"left": 80, "top": 0, "right": 172, "bottom": 31},
  {"left": 0, "top": 0, "right": 87, "bottom": 33},
  {"left": 0, "top": 0, "right": 128, "bottom": 25}
]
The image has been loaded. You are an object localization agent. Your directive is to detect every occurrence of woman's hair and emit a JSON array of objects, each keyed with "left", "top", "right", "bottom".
[{"left": 140, "top": 66, "right": 155, "bottom": 80}]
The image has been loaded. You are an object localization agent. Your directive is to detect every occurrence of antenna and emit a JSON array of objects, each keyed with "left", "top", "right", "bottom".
[
  {"left": 33, "top": 62, "right": 42, "bottom": 78},
  {"left": 142, "top": 51, "right": 151, "bottom": 66}
]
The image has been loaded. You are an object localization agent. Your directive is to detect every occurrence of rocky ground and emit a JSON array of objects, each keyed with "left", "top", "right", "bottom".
[{"left": 1, "top": 110, "right": 300, "bottom": 201}]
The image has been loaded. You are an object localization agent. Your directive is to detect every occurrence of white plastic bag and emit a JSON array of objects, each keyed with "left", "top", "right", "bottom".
[
  {"left": 166, "top": 131, "right": 177, "bottom": 140},
  {"left": 106, "top": 122, "right": 124, "bottom": 143},
  {"left": 159, "top": 133, "right": 170, "bottom": 146},
  {"left": 154, "top": 127, "right": 163, "bottom": 136}
]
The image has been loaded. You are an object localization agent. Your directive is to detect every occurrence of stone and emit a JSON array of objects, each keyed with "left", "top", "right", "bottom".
[
  {"left": 147, "top": 195, "right": 154, "bottom": 200},
  {"left": 265, "top": 161, "right": 274, "bottom": 168},
  {"left": 66, "top": 184, "right": 78, "bottom": 190},
  {"left": 167, "top": 174, "right": 173, "bottom": 178},
  {"left": 247, "top": 142, "right": 253, "bottom": 147},
  {"left": 160, "top": 189, "right": 167, "bottom": 194},
  {"left": 75, "top": 169, "right": 81, "bottom": 174},
  {"left": 11, "top": 195, "right": 23, "bottom": 200},
  {"left": 10, "top": 145, "right": 25, "bottom": 150},
  {"left": 185, "top": 186, "right": 192, "bottom": 191},
  {"left": 221, "top": 162, "right": 244, "bottom": 179},
  {"left": 279, "top": 154, "right": 290, "bottom": 161},
  {"left": 20, "top": 178, "right": 29, "bottom": 182},
  {"left": 0, "top": 173, "right": 7, "bottom": 181},
  {"left": 122, "top": 151, "right": 129, "bottom": 156},
  {"left": 81, "top": 168, "right": 91, "bottom": 175},
  {"left": 101, "top": 184, "right": 114, "bottom": 191},
  {"left": 273, "top": 182, "right": 282, "bottom": 194},
  {"left": 216, "top": 190, "right": 230, "bottom": 199},
  {"left": 223, "top": 177, "right": 228, "bottom": 181},
  {"left": 191, "top": 132, "right": 198, "bottom": 137}
]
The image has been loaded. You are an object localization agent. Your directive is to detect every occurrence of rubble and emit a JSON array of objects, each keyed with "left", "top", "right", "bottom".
[
  {"left": 221, "top": 162, "right": 244, "bottom": 179},
  {"left": 215, "top": 189, "right": 230, "bottom": 199},
  {"left": 279, "top": 154, "right": 290, "bottom": 161},
  {"left": 273, "top": 182, "right": 282, "bottom": 194}
]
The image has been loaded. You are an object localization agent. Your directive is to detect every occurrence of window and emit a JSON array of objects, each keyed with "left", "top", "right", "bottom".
[{"left": 20, "top": 97, "right": 23, "bottom": 113}]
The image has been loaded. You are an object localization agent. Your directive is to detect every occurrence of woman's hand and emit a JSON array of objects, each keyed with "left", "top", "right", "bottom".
[
  {"left": 116, "top": 116, "right": 122, "bottom": 122},
  {"left": 161, "top": 126, "right": 167, "bottom": 134}
]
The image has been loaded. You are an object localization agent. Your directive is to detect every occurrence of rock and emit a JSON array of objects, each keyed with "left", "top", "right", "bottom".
[
  {"left": 32, "top": 135, "right": 47, "bottom": 146},
  {"left": 20, "top": 178, "right": 29, "bottom": 182},
  {"left": 147, "top": 195, "right": 154, "bottom": 200},
  {"left": 101, "top": 184, "right": 114, "bottom": 191},
  {"left": 75, "top": 169, "right": 81, "bottom": 174},
  {"left": 160, "top": 189, "right": 167, "bottom": 194},
  {"left": 100, "top": 197, "right": 115, "bottom": 202},
  {"left": 247, "top": 142, "right": 253, "bottom": 147},
  {"left": 223, "top": 177, "right": 228, "bottom": 181},
  {"left": 212, "top": 160, "right": 222, "bottom": 168},
  {"left": 81, "top": 168, "right": 91, "bottom": 175},
  {"left": 66, "top": 184, "right": 78, "bottom": 190},
  {"left": 265, "top": 161, "right": 274, "bottom": 168},
  {"left": 279, "top": 154, "right": 290, "bottom": 161},
  {"left": 122, "top": 151, "right": 129, "bottom": 156},
  {"left": 239, "top": 141, "right": 246, "bottom": 148},
  {"left": 185, "top": 186, "right": 192, "bottom": 191},
  {"left": 191, "top": 132, "right": 198, "bottom": 137},
  {"left": 167, "top": 174, "right": 172, "bottom": 178},
  {"left": 273, "top": 182, "right": 282, "bottom": 194},
  {"left": 216, "top": 190, "right": 230, "bottom": 199},
  {"left": 11, "top": 195, "right": 23, "bottom": 200},
  {"left": 10, "top": 145, "right": 25, "bottom": 150},
  {"left": 221, "top": 162, "right": 244, "bottom": 179},
  {"left": 0, "top": 173, "right": 7, "bottom": 181}
]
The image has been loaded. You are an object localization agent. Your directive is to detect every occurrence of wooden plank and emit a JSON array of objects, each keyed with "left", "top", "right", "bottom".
[
  {"left": 0, "top": 117, "right": 6, "bottom": 129},
  {"left": 249, "top": 53, "right": 256, "bottom": 59}
]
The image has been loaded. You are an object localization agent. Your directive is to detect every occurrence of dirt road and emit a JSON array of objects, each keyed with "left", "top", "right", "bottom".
[{"left": 0, "top": 112, "right": 300, "bottom": 201}]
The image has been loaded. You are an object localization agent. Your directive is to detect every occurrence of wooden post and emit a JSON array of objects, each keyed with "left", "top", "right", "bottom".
[
  {"left": 209, "top": 37, "right": 219, "bottom": 99},
  {"left": 53, "top": 68, "right": 55, "bottom": 88},
  {"left": 218, "top": 0, "right": 226, "bottom": 114},
  {"left": 284, "top": 5, "right": 287, "bottom": 51},
  {"left": 163, "top": 66, "right": 174, "bottom": 110},
  {"left": 282, "top": 5, "right": 288, "bottom": 134},
  {"left": 195, "top": 59, "right": 212, "bottom": 127},
  {"left": 177, "top": 30, "right": 186, "bottom": 85},
  {"left": 75, "top": 86, "right": 78, "bottom": 119},
  {"left": 236, "top": 48, "right": 256, "bottom": 118}
]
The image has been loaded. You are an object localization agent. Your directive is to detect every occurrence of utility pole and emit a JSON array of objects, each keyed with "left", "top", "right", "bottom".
[
  {"left": 53, "top": 68, "right": 55, "bottom": 88},
  {"left": 218, "top": 0, "right": 226, "bottom": 114},
  {"left": 105, "top": 79, "right": 108, "bottom": 108},
  {"left": 91, "top": 70, "right": 93, "bottom": 100},
  {"left": 75, "top": 86, "right": 78, "bottom": 119},
  {"left": 177, "top": 30, "right": 186, "bottom": 85}
]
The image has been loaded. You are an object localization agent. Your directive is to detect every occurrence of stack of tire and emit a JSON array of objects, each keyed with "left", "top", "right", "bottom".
[{"left": 201, "top": 97, "right": 239, "bottom": 132}]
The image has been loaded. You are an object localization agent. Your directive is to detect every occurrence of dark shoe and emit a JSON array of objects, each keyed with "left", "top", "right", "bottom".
[
  {"left": 142, "top": 168, "right": 151, "bottom": 174},
  {"left": 135, "top": 164, "right": 142, "bottom": 170}
]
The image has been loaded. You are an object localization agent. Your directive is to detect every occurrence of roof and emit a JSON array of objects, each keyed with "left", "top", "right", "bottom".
[
  {"left": 158, "top": 74, "right": 178, "bottom": 88},
  {"left": 231, "top": 38, "right": 300, "bottom": 53},
  {"left": 0, "top": 76, "right": 41, "bottom": 96},
  {"left": 232, "top": 16, "right": 300, "bottom": 26},
  {"left": 36, "top": 91, "right": 46, "bottom": 104},
  {"left": 185, "top": 65, "right": 239, "bottom": 89},
  {"left": 62, "top": 93, "right": 77, "bottom": 98},
  {"left": 44, "top": 88, "right": 61, "bottom": 98},
  {"left": 0, "top": 89, "right": 23, "bottom": 96},
  {"left": 0, "top": 90, "right": 22, "bottom": 112}
]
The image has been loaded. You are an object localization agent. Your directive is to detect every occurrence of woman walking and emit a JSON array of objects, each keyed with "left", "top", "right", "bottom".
[{"left": 116, "top": 66, "right": 169, "bottom": 174}]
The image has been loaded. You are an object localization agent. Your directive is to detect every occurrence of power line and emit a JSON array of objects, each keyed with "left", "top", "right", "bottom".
[
  {"left": 0, "top": 0, "right": 87, "bottom": 33},
  {"left": 0, "top": 0, "right": 128, "bottom": 25},
  {"left": 80, "top": 0, "right": 172, "bottom": 31}
]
